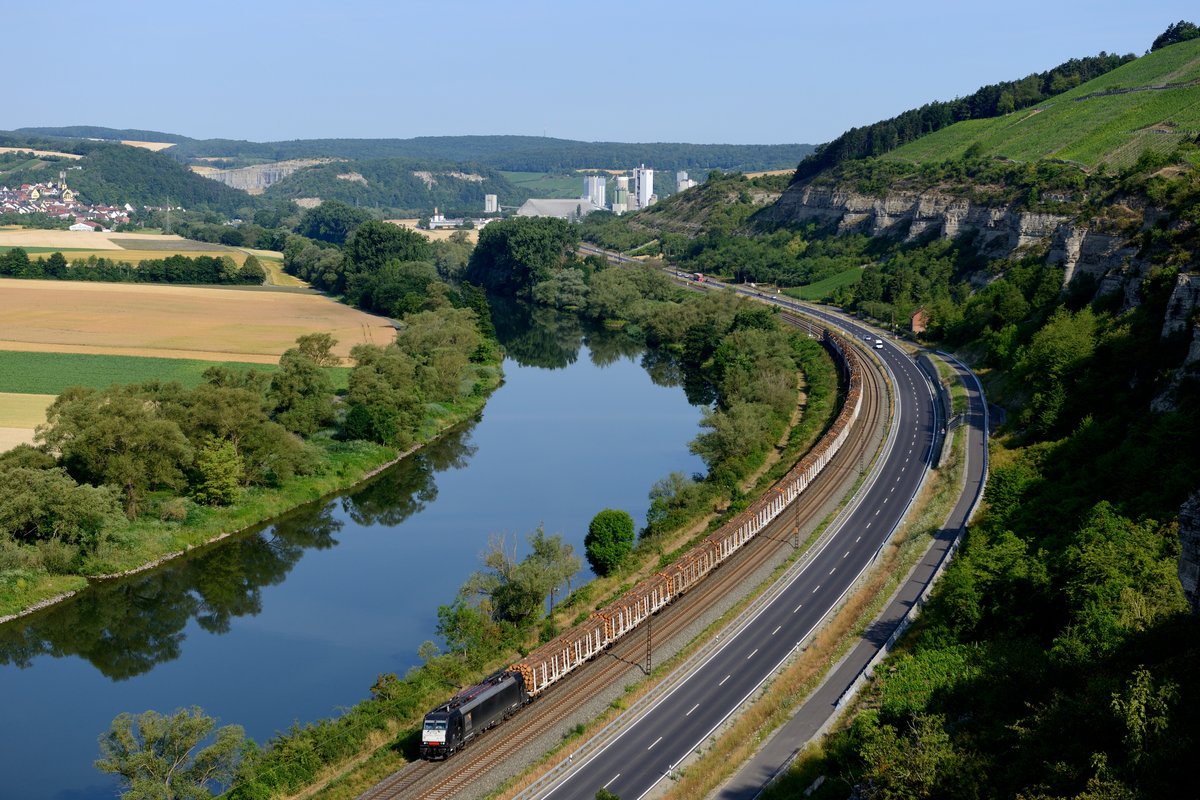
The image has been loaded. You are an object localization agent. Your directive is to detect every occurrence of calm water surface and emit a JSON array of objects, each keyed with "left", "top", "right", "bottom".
[{"left": 0, "top": 305, "right": 706, "bottom": 800}]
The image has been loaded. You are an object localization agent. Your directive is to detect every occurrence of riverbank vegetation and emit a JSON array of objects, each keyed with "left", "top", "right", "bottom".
[{"left": 0, "top": 219, "right": 502, "bottom": 620}]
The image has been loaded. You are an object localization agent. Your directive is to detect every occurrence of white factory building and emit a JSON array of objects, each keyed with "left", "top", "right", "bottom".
[
  {"left": 582, "top": 175, "right": 606, "bottom": 209},
  {"left": 634, "top": 165, "right": 654, "bottom": 209},
  {"left": 515, "top": 198, "right": 603, "bottom": 220}
]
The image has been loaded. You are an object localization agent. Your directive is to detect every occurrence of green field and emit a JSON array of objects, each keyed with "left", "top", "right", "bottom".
[
  {"left": 501, "top": 171, "right": 585, "bottom": 198},
  {"left": 883, "top": 38, "right": 1200, "bottom": 169},
  {"left": 783, "top": 266, "right": 864, "bottom": 302},
  {"left": 0, "top": 351, "right": 350, "bottom": 395},
  {"left": 0, "top": 246, "right": 94, "bottom": 254}
]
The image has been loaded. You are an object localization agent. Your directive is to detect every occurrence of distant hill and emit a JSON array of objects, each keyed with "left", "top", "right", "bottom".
[
  {"left": 262, "top": 158, "right": 527, "bottom": 214},
  {"left": 14, "top": 128, "right": 815, "bottom": 173},
  {"left": 13, "top": 126, "right": 190, "bottom": 145}
]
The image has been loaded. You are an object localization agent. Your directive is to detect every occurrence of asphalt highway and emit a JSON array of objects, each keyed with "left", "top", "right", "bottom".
[{"left": 533, "top": 289, "right": 942, "bottom": 800}]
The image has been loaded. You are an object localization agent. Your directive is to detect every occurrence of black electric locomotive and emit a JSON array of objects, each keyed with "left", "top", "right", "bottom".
[{"left": 420, "top": 669, "right": 529, "bottom": 759}]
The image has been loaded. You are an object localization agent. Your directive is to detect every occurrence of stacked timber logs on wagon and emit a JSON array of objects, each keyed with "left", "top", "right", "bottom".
[
  {"left": 512, "top": 614, "right": 609, "bottom": 697},
  {"left": 424, "top": 326, "right": 867, "bottom": 759},
  {"left": 657, "top": 539, "right": 720, "bottom": 596}
]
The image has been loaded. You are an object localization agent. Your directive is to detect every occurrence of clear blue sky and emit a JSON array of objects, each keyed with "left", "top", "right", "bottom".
[{"left": 6, "top": 1, "right": 1195, "bottom": 145}]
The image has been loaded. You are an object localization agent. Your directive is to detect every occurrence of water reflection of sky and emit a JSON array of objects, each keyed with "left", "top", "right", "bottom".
[{"left": 0, "top": 310, "right": 707, "bottom": 800}]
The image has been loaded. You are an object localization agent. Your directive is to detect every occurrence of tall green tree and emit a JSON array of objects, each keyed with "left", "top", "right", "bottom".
[
  {"left": 294, "top": 332, "right": 341, "bottom": 367},
  {"left": 267, "top": 349, "right": 335, "bottom": 436},
  {"left": 343, "top": 220, "right": 431, "bottom": 274},
  {"left": 190, "top": 439, "right": 244, "bottom": 506},
  {"left": 95, "top": 706, "right": 244, "bottom": 800},
  {"left": 585, "top": 509, "right": 635, "bottom": 576},
  {"left": 295, "top": 200, "right": 371, "bottom": 245}
]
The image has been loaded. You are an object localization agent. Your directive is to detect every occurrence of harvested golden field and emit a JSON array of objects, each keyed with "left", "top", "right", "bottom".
[
  {"left": 0, "top": 279, "right": 393, "bottom": 363},
  {"left": 0, "top": 229, "right": 212, "bottom": 251},
  {"left": 0, "top": 146, "right": 81, "bottom": 159},
  {"left": 744, "top": 168, "right": 793, "bottom": 177},
  {"left": 120, "top": 140, "right": 176, "bottom": 152},
  {"left": 385, "top": 219, "right": 478, "bottom": 243}
]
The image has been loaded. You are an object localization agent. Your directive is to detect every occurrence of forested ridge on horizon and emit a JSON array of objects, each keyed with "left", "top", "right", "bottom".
[{"left": 8, "top": 127, "right": 815, "bottom": 173}]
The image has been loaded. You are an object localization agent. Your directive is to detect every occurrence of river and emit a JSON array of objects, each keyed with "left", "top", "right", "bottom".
[{"left": 0, "top": 303, "right": 707, "bottom": 800}]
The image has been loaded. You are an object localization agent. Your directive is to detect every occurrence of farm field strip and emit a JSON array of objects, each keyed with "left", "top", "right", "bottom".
[
  {"left": 0, "top": 229, "right": 197, "bottom": 251},
  {"left": 0, "top": 278, "right": 391, "bottom": 361},
  {"left": 0, "top": 351, "right": 350, "bottom": 395}
]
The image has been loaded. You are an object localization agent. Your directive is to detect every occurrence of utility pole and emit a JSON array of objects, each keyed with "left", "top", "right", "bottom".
[{"left": 645, "top": 604, "right": 652, "bottom": 676}]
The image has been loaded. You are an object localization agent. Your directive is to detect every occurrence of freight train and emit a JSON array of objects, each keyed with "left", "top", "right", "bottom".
[{"left": 419, "top": 329, "right": 863, "bottom": 760}]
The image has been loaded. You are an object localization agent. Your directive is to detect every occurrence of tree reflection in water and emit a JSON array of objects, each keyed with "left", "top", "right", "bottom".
[
  {"left": 341, "top": 423, "right": 477, "bottom": 527},
  {"left": 0, "top": 502, "right": 341, "bottom": 680},
  {"left": 491, "top": 297, "right": 585, "bottom": 370}
]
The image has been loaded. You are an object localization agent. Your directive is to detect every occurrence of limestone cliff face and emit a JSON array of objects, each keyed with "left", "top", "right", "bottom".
[
  {"left": 763, "top": 183, "right": 1137, "bottom": 288},
  {"left": 1162, "top": 273, "right": 1200, "bottom": 338},
  {"left": 1179, "top": 491, "right": 1200, "bottom": 614}
]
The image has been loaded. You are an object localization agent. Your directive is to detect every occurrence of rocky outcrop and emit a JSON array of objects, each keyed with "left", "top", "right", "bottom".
[
  {"left": 1162, "top": 273, "right": 1200, "bottom": 338},
  {"left": 192, "top": 158, "right": 329, "bottom": 195},
  {"left": 764, "top": 182, "right": 1140, "bottom": 289},
  {"left": 1048, "top": 224, "right": 1137, "bottom": 285},
  {"left": 1179, "top": 491, "right": 1200, "bottom": 613}
]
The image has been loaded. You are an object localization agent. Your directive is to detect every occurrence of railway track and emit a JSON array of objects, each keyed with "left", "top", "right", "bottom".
[{"left": 360, "top": 324, "right": 888, "bottom": 800}]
